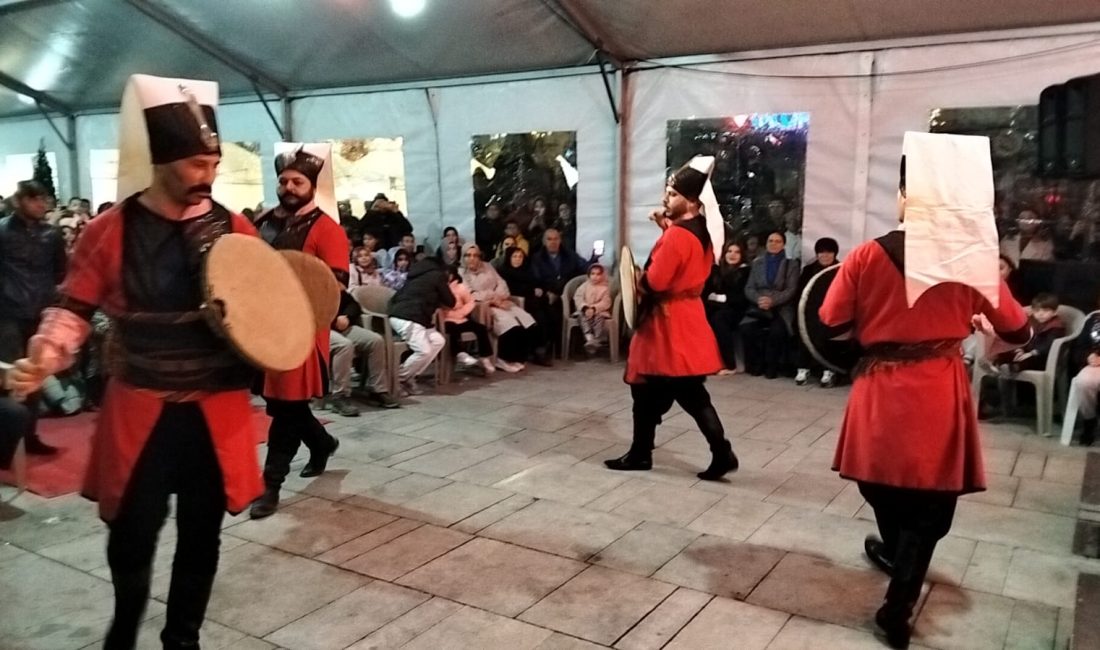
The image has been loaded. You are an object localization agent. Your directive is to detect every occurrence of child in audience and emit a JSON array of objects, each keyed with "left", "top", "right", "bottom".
[
  {"left": 382, "top": 249, "right": 412, "bottom": 290},
  {"left": 992, "top": 293, "right": 1065, "bottom": 372},
  {"left": 574, "top": 263, "right": 613, "bottom": 355},
  {"left": 440, "top": 268, "right": 495, "bottom": 375},
  {"left": 348, "top": 246, "right": 383, "bottom": 290}
]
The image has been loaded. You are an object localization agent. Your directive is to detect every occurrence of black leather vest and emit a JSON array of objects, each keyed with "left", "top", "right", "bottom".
[{"left": 111, "top": 196, "right": 255, "bottom": 391}]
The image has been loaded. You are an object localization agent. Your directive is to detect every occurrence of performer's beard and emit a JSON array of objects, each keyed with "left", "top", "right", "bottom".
[{"left": 278, "top": 189, "right": 313, "bottom": 213}]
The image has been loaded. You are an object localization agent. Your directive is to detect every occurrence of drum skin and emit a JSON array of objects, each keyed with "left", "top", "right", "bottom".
[
  {"left": 620, "top": 246, "right": 638, "bottom": 330},
  {"left": 280, "top": 250, "right": 342, "bottom": 333},
  {"left": 203, "top": 234, "right": 315, "bottom": 372}
]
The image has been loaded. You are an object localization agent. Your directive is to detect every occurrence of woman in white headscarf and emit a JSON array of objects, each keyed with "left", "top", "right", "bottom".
[{"left": 459, "top": 243, "right": 539, "bottom": 373}]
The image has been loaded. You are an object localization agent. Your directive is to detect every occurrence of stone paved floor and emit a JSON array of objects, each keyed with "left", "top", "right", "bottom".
[{"left": 1, "top": 361, "right": 1095, "bottom": 649}]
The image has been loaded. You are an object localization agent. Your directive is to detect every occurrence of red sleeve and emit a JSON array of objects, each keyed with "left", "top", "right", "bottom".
[
  {"left": 59, "top": 210, "right": 117, "bottom": 309},
  {"left": 643, "top": 228, "right": 687, "bottom": 293},
  {"left": 230, "top": 213, "right": 259, "bottom": 236},
  {"left": 305, "top": 216, "right": 351, "bottom": 286},
  {"left": 819, "top": 242, "right": 863, "bottom": 327},
  {"left": 978, "top": 281, "right": 1029, "bottom": 342}
]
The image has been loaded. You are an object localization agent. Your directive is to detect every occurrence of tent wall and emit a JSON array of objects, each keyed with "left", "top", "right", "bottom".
[
  {"left": 2, "top": 26, "right": 1100, "bottom": 263},
  {"left": 0, "top": 114, "right": 72, "bottom": 199}
]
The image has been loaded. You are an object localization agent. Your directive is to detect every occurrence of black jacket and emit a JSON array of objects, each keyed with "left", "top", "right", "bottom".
[
  {"left": 0, "top": 214, "right": 67, "bottom": 320},
  {"left": 530, "top": 247, "right": 589, "bottom": 295},
  {"left": 704, "top": 263, "right": 750, "bottom": 315},
  {"left": 387, "top": 258, "right": 456, "bottom": 326},
  {"left": 334, "top": 291, "right": 364, "bottom": 330}
]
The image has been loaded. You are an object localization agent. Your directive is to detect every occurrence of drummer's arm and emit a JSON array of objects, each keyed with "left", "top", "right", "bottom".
[
  {"left": 32, "top": 217, "right": 108, "bottom": 376},
  {"left": 977, "top": 281, "right": 1031, "bottom": 345},
  {"left": 312, "top": 219, "right": 352, "bottom": 288},
  {"left": 819, "top": 249, "right": 860, "bottom": 329}
]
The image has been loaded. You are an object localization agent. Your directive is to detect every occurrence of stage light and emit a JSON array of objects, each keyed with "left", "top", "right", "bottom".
[{"left": 390, "top": 0, "right": 425, "bottom": 18}]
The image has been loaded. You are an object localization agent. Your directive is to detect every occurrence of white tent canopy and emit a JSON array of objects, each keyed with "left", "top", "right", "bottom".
[{"left": 2, "top": 0, "right": 1100, "bottom": 260}]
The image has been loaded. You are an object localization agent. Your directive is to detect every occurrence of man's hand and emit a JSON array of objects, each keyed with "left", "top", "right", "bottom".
[
  {"left": 335, "top": 315, "right": 350, "bottom": 332},
  {"left": 757, "top": 296, "right": 773, "bottom": 310},
  {"left": 1088, "top": 352, "right": 1100, "bottom": 367},
  {"left": 649, "top": 209, "right": 671, "bottom": 231}
]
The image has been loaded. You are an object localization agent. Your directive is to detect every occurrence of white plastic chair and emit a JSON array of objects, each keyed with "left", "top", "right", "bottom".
[
  {"left": 1060, "top": 310, "right": 1100, "bottom": 445},
  {"left": 560, "top": 275, "right": 587, "bottom": 360},
  {"left": 972, "top": 305, "right": 1086, "bottom": 436},
  {"left": 352, "top": 285, "right": 407, "bottom": 394}
]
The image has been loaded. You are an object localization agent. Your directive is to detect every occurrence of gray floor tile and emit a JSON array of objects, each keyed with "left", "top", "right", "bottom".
[
  {"left": 481, "top": 498, "right": 639, "bottom": 560},
  {"left": 664, "top": 596, "right": 788, "bottom": 650},
  {"left": 653, "top": 534, "right": 785, "bottom": 599},
  {"left": 341, "top": 524, "right": 471, "bottom": 580}
]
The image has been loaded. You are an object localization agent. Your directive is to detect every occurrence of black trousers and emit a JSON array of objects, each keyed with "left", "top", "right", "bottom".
[
  {"left": 630, "top": 376, "right": 727, "bottom": 456},
  {"left": 105, "top": 402, "right": 226, "bottom": 649},
  {"left": 858, "top": 481, "right": 959, "bottom": 614},
  {"left": 740, "top": 317, "right": 790, "bottom": 376},
  {"left": 706, "top": 308, "right": 742, "bottom": 370},
  {"left": 0, "top": 317, "right": 42, "bottom": 441},
  {"left": 262, "top": 398, "right": 333, "bottom": 488},
  {"left": 497, "top": 326, "right": 540, "bottom": 363},
  {"left": 444, "top": 320, "right": 492, "bottom": 357},
  {"left": 0, "top": 396, "right": 30, "bottom": 468}
]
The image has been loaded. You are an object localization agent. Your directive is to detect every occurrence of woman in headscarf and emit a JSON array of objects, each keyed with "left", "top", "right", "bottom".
[
  {"left": 498, "top": 246, "right": 554, "bottom": 363},
  {"left": 459, "top": 243, "right": 540, "bottom": 373}
]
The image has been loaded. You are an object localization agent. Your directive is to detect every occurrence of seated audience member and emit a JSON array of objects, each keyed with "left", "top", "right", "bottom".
[
  {"left": 979, "top": 293, "right": 1066, "bottom": 418},
  {"left": 740, "top": 231, "right": 801, "bottom": 379},
  {"left": 476, "top": 201, "right": 505, "bottom": 256},
  {"left": 530, "top": 227, "right": 591, "bottom": 352},
  {"left": 388, "top": 233, "right": 417, "bottom": 268},
  {"left": 991, "top": 293, "right": 1065, "bottom": 373},
  {"left": 498, "top": 247, "right": 554, "bottom": 363},
  {"left": 337, "top": 200, "right": 361, "bottom": 245},
  {"left": 494, "top": 220, "right": 529, "bottom": 259},
  {"left": 361, "top": 231, "right": 389, "bottom": 269},
  {"left": 383, "top": 249, "right": 412, "bottom": 291},
  {"left": 460, "top": 244, "right": 542, "bottom": 372},
  {"left": 527, "top": 197, "right": 550, "bottom": 252},
  {"left": 328, "top": 291, "right": 398, "bottom": 413},
  {"left": 573, "top": 263, "right": 613, "bottom": 356},
  {"left": 95, "top": 201, "right": 114, "bottom": 217},
  {"left": 437, "top": 226, "right": 463, "bottom": 267},
  {"left": 440, "top": 267, "right": 496, "bottom": 375},
  {"left": 387, "top": 257, "right": 455, "bottom": 395},
  {"left": 794, "top": 238, "right": 841, "bottom": 387},
  {"left": 743, "top": 233, "right": 762, "bottom": 264},
  {"left": 705, "top": 242, "right": 751, "bottom": 375},
  {"left": 349, "top": 246, "right": 383, "bottom": 290},
  {"left": 492, "top": 236, "right": 517, "bottom": 269},
  {"left": 1068, "top": 304, "right": 1100, "bottom": 445}
]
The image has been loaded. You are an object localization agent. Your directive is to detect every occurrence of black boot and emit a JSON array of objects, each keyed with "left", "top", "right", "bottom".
[
  {"left": 697, "top": 440, "right": 738, "bottom": 480},
  {"left": 875, "top": 604, "right": 912, "bottom": 649},
  {"left": 1081, "top": 418, "right": 1097, "bottom": 447},
  {"left": 300, "top": 434, "right": 339, "bottom": 478},
  {"left": 864, "top": 535, "right": 895, "bottom": 576},
  {"left": 874, "top": 532, "right": 925, "bottom": 649},
  {"left": 604, "top": 450, "right": 652, "bottom": 471},
  {"left": 250, "top": 449, "right": 293, "bottom": 519},
  {"left": 103, "top": 567, "right": 152, "bottom": 650},
  {"left": 161, "top": 572, "right": 216, "bottom": 649}
]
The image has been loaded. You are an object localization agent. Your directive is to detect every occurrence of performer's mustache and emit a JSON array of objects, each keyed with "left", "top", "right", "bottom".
[{"left": 188, "top": 184, "right": 213, "bottom": 195}]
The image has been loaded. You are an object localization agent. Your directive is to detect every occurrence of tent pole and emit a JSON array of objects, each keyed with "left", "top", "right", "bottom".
[
  {"left": 282, "top": 98, "right": 294, "bottom": 142},
  {"left": 66, "top": 115, "right": 79, "bottom": 200},
  {"left": 597, "top": 52, "right": 620, "bottom": 124},
  {"left": 617, "top": 65, "right": 632, "bottom": 260}
]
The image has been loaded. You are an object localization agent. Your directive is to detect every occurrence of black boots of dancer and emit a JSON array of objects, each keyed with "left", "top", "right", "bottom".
[
  {"left": 605, "top": 377, "right": 738, "bottom": 481},
  {"left": 251, "top": 399, "right": 339, "bottom": 519}
]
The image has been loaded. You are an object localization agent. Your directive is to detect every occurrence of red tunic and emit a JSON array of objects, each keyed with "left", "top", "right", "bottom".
[
  {"left": 819, "top": 236, "right": 1027, "bottom": 493},
  {"left": 625, "top": 221, "right": 723, "bottom": 384},
  {"left": 261, "top": 213, "right": 349, "bottom": 401},
  {"left": 60, "top": 202, "right": 263, "bottom": 521}
]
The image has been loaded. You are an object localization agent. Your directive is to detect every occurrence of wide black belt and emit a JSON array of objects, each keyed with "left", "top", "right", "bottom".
[{"left": 852, "top": 338, "right": 962, "bottom": 378}]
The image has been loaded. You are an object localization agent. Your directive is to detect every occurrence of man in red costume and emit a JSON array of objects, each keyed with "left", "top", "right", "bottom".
[
  {"left": 250, "top": 144, "right": 350, "bottom": 519},
  {"left": 820, "top": 142, "right": 1030, "bottom": 648},
  {"left": 604, "top": 157, "right": 738, "bottom": 480},
  {"left": 10, "top": 74, "right": 264, "bottom": 649}
]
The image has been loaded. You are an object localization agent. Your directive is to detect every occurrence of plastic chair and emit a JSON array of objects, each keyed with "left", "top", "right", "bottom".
[
  {"left": 560, "top": 275, "right": 588, "bottom": 360},
  {"left": 1060, "top": 310, "right": 1100, "bottom": 445},
  {"left": 972, "top": 305, "right": 1087, "bottom": 436},
  {"left": 352, "top": 285, "right": 406, "bottom": 395}
]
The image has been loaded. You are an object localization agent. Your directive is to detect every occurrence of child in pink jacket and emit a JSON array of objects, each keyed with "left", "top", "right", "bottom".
[
  {"left": 574, "top": 263, "right": 613, "bottom": 355},
  {"left": 440, "top": 268, "right": 495, "bottom": 374}
]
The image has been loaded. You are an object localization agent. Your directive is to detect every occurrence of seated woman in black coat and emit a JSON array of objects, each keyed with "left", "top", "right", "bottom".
[
  {"left": 704, "top": 242, "right": 750, "bottom": 374},
  {"left": 739, "top": 231, "right": 801, "bottom": 378},
  {"left": 794, "top": 237, "right": 841, "bottom": 386},
  {"left": 497, "top": 247, "right": 553, "bottom": 365}
]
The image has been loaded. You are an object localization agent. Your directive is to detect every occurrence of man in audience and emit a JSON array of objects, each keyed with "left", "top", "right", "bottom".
[
  {"left": 363, "top": 193, "right": 413, "bottom": 249},
  {"left": 361, "top": 231, "right": 390, "bottom": 269},
  {"left": 387, "top": 256, "right": 455, "bottom": 396},
  {"left": 605, "top": 157, "right": 738, "bottom": 482},
  {"left": 476, "top": 200, "right": 505, "bottom": 255},
  {"left": 328, "top": 290, "right": 398, "bottom": 413},
  {"left": 819, "top": 147, "right": 1029, "bottom": 648},
  {"left": 494, "top": 220, "right": 529, "bottom": 257},
  {"left": 0, "top": 179, "right": 66, "bottom": 455},
  {"left": 252, "top": 145, "right": 348, "bottom": 520},
  {"left": 530, "top": 227, "right": 589, "bottom": 354},
  {"left": 795, "top": 237, "right": 841, "bottom": 387},
  {"left": 1069, "top": 305, "right": 1100, "bottom": 445}
]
